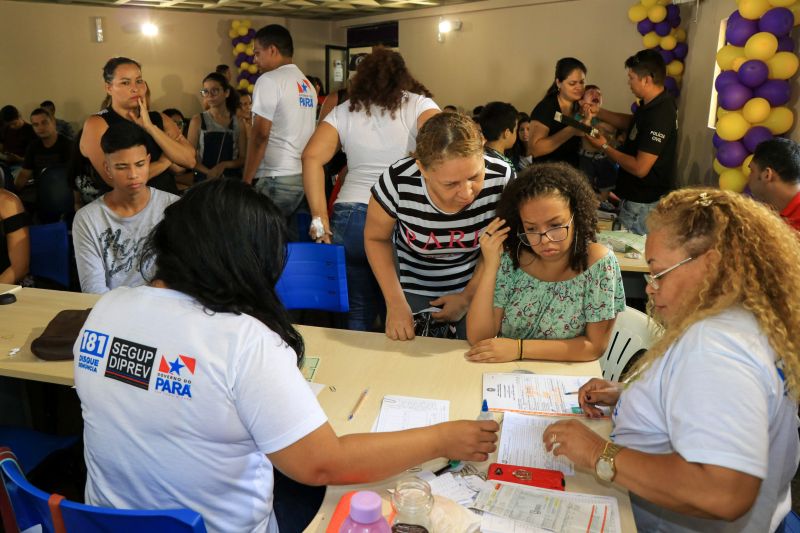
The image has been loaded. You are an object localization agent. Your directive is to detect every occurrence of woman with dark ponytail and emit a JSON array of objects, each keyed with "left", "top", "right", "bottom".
[
  {"left": 187, "top": 72, "right": 246, "bottom": 181},
  {"left": 74, "top": 179, "right": 499, "bottom": 533},
  {"left": 529, "top": 57, "right": 589, "bottom": 168}
]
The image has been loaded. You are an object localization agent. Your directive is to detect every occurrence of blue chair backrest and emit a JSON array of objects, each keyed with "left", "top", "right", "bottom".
[
  {"left": 59, "top": 500, "right": 207, "bottom": 533},
  {"left": 0, "top": 449, "right": 56, "bottom": 533},
  {"left": 276, "top": 243, "right": 349, "bottom": 312},
  {"left": 29, "top": 222, "right": 70, "bottom": 288},
  {"left": 0, "top": 448, "right": 207, "bottom": 533}
]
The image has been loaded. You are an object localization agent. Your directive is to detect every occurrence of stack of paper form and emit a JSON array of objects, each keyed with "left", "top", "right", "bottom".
[{"left": 372, "top": 395, "right": 450, "bottom": 432}]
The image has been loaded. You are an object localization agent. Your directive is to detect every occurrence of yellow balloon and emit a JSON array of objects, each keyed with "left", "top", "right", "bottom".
[
  {"left": 248, "top": 64, "right": 258, "bottom": 74},
  {"left": 744, "top": 32, "right": 778, "bottom": 61},
  {"left": 758, "top": 106, "right": 794, "bottom": 134},
  {"left": 641, "top": 0, "right": 658, "bottom": 6},
  {"left": 742, "top": 97, "right": 771, "bottom": 123},
  {"left": 237, "top": 26, "right": 248, "bottom": 36},
  {"left": 628, "top": 4, "right": 648, "bottom": 22},
  {"left": 231, "top": 48, "right": 239, "bottom": 57},
  {"left": 792, "top": 2, "right": 800, "bottom": 26},
  {"left": 648, "top": 5, "right": 667, "bottom": 22},
  {"left": 739, "top": 0, "right": 771, "bottom": 19},
  {"left": 656, "top": 0, "right": 670, "bottom": 5},
  {"left": 643, "top": 31, "right": 661, "bottom": 49},
  {"left": 713, "top": 158, "right": 733, "bottom": 175},
  {"left": 767, "top": 0, "right": 795, "bottom": 6},
  {"left": 742, "top": 154, "right": 754, "bottom": 177},
  {"left": 716, "top": 45, "right": 746, "bottom": 70},
  {"left": 719, "top": 169, "right": 748, "bottom": 192},
  {"left": 234, "top": 42, "right": 246, "bottom": 53},
  {"left": 238, "top": 78, "right": 248, "bottom": 89},
  {"left": 666, "top": 60, "right": 684, "bottom": 76},
  {"left": 246, "top": 47, "right": 254, "bottom": 56},
  {"left": 717, "top": 112, "right": 751, "bottom": 141},
  {"left": 228, "top": 29, "right": 237, "bottom": 39},
  {"left": 231, "top": 20, "right": 241, "bottom": 29},
  {"left": 674, "top": 28, "right": 687, "bottom": 42},
  {"left": 661, "top": 35, "right": 677, "bottom": 50},
  {"left": 240, "top": 19, "right": 251, "bottom": 28},
  {"left": 766, "top": 52, "right": 800, "bottom": 80},
  {"left": 247, "top": 84, "right": 255, "bottom": 94},
  {"left": 240, "top": 61, "right": 249, "bottom": 70},
  {"left": 717, "top": 107, "right": 730, "bottom": 119},
  {"left": 731, "top": 56, "right": 748, "bottom": 71}
]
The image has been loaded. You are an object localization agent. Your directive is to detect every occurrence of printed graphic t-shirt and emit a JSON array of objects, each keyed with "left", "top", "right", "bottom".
[
  {"left": 371, "top": 154, "right": 513, "bottom": 297},
  {"left": 74, "top": 286, "right": 327, "bottom": 533},
  {"left": 72, "top": 188, "right": 177, "bottom": 294},
  {"left": 251, "top": 63, "right": 317, "bottom": 176}
]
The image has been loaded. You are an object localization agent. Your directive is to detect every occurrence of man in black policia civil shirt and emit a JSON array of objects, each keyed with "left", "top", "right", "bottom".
[{"left": 585, "top": 49, "right": 678, "bottom": 235}]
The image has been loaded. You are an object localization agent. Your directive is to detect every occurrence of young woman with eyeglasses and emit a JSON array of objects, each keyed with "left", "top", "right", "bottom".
[
  {"left": 187, "top": 72, "right": 246, "bottom": 181},
  {"left": 543, "top": 189, "right": 800, "bottom": 531},
  {"left": 465, "top": 162, "right": 624, "bottom": 362},
  {"left": 80, "top": 57, "right": 195, "bottom": 195}
]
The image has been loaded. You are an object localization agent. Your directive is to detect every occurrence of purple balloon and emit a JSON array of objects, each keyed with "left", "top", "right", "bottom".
[
  {"left": 631, "top": 102, "right": 639, "bottom": 113},
  {"left": 673, "top": 42, "right": 689, "bottom": 60},
  {"left": 660, "top": 50, "right": 675, "bottom": 64},
  {"left": 237, "top": 71, "right": 247, "bottom": 81},
  {"left": 726, "top": 14, "right": 759, "bottom": 46},
  {"left": 712, "top": 133, "right": 724, "bottom": 149},
  {"left": 715, "top": 70, "right": 740, "bottom": 92},
  {"left": 236, "top": 52, "right": 248, "bottom": 64},
  {"left": 718, "top": 82, "right": 753, "bottom": 110},
  {"left": 759, "top": 8, "right": 794, "bottom": 36},
  {"left": 664, "top": 76, "right": 679, "bottom": 93},
  {"left": 249, "top": 73, "right": 260, "bottom": 84},
  {"left": 655, "top": 21, "right": 671, "bottom": 36},
  {"left": 717, "top": 140, "right": 749, "bottom": 168},
  {"left": 737, "top": 60, "right": 769, "bottom": 88},
  {"left": 638, "top": 19, "right": 654, "bottom": 35},
  {"left": 755, "top": 79, "right": 791, "bottom": 106},
  {"left": 743, "top": 126, "right": 773, "bottom": 153},
  {"left": 669, "top": 15, "right": 682, "bottom": 28},
  {"left": 666, "top": 4, "right": 679, "bottom": 20},
  {"left": 777, "top": 35, "right": 795, "bottom": 52},
  {"left": 247, "top": 28, "right": 256, "bottom": 38}
]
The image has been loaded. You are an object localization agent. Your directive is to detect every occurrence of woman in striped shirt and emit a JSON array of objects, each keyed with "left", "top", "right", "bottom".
[{"left": 365, "top": 112, "right": 514, "bottom": 340}]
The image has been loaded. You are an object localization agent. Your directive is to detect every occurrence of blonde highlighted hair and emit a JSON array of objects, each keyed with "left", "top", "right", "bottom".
[
  {"left": 628, "top": 188, "right": 800, "bottom": 397},
  {"left": 412, "top": 112, "right": 483, "bottom": 169}
]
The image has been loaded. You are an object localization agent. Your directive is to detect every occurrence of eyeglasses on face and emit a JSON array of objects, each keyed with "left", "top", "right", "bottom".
[
  {"left": 643, "top": 257, "right": 694, "bottom": 290},
  {"left": 200, "top": 88, "right": 223, "bottom": 97},
  {"left": 517, "top": 215, "right": 574, "bottom": 246}
]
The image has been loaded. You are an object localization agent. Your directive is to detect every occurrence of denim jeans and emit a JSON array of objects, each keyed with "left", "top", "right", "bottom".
[
  {"left": 332, "top": 203, "right": 385, "bottom": 331},
  {"left": 255, "top": 173, "right": 307, "bottom": 240},
  {"left": 617, "top": 199, "right": 659, "bottom": 235}
]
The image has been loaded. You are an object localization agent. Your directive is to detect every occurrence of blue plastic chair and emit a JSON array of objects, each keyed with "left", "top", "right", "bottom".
[
  {"left": 0, "top": 448, "right": 207, "bottom": 533},
  {"left": 0, "top": 427, "right": 77, "bottom": 474},
  {"left": 29, "top": 222, "right": 70, "bottom": 288},
  {"left": 777, "top": 510, "right": 800, "bottom": 533},
  {"left": 276, "top": 243, "right": 349, "bottom": 312},
  {"left": 36, "top": 166, "right": 74, "bottom": 225}
]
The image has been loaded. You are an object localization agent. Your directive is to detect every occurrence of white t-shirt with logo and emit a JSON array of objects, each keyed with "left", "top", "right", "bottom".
[
  {"left": 251, "top": 63, "right": 317, "bottom": 177},
  {"left": 611, "top": 307, "right": 799, "bottom": 532},
  {"left": 74, "top": 286, "right": 327, "bottom": 533},
  {"left": 323, "top": 92, "right": 439, "bottom": 205}
]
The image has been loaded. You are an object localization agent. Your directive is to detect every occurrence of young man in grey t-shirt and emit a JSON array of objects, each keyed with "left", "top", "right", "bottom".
[{"left": 73, "top": 121, "right": 177, "bottom": 294}]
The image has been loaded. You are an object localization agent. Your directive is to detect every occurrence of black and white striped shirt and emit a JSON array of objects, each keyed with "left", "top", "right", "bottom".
[{"left": 371, "top": 154, "right": 513, "bottom": 297}]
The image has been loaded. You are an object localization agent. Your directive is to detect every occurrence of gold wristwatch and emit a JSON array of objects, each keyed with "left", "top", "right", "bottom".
[{"left": 595, "top": 441, "right": 625, "bottom": 482}]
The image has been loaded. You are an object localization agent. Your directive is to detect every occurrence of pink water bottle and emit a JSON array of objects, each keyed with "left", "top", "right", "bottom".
[{"left": 339, "top": 491, "right": 391, "bottom": 533}]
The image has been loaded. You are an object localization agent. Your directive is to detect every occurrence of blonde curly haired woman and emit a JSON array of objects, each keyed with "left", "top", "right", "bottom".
[{"left": 542, "top": 188, "right": 800, "bottom": 532}]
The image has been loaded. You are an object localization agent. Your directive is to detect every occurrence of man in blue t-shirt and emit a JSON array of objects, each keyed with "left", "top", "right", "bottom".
[{"left": 585, "top": 50, "right": 678, "bottom": 235}]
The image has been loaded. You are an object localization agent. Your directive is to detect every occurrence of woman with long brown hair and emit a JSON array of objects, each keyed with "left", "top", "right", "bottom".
[
  {"left": 302, "top": 47, "right": 439, "bottom": 331},
  {"left": 543, "top": 188, "right": 800, "bottom": 531}
]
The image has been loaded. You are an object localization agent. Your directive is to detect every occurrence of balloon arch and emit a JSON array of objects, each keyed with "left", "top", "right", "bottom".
[
  {"left": 713, "top": 1, "right": 799, "bottom": 192},
  {"left": 228, "top": 19, "right": 260, "bottom": 94}
]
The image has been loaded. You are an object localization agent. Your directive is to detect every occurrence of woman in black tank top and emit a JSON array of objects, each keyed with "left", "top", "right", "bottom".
[{"left": 79, "top": 57, "right": 195, "bottom": 195}]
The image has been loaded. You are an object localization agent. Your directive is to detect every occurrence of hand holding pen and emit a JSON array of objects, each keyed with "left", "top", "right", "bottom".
[{"left": 576, "top": 378, "right": 622, "bottom": 419}]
